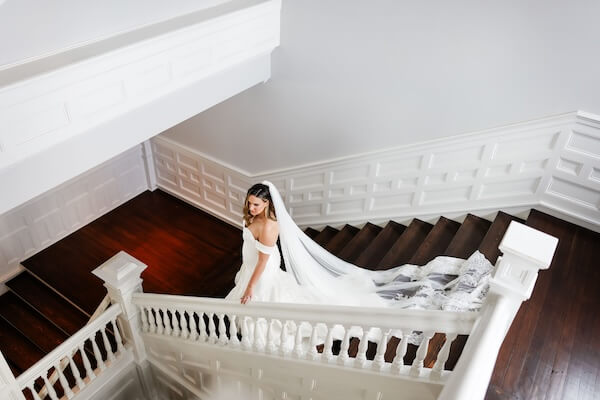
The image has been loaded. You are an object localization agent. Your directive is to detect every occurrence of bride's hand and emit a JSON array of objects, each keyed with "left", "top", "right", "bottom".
[{"left": 241, "top": 286, "right": 253, "bottom": 304}]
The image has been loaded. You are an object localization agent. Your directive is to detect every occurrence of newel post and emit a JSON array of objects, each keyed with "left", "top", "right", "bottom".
[
  {"left": 439, "top": 221, "right": 558, "bottom": 400},
  {"left": 0, "top": 351, "right": 25, "bottom": 400},
  {"left": 92, "top": 251, "right": 157, "bottom": 398}
]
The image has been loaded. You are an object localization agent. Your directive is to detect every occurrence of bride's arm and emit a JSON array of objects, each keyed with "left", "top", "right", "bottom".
[{"left": 241, "top": 221, "right": 279, "bottom": 304}]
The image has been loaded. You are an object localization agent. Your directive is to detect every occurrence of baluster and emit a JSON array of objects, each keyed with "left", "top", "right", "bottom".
[
  {"left": 293, "top": 321, "right": 306, "bottom": 358},
  {"left": 308, "top": 323, "right": 321, "bottom": 361},
  {"left": 267, "top": 319, "right": 278, "bottom": 354},
  {"left": 372, "top": 329, "right": 391, "bottom": 371},
  {"left": 218, "top": 314, "right": 228, "bottom": 345},
  {"left": 242, "top": 316, "right": 253, "bottom": 350},
  {"left": 162, "top": 308, "right": 172, "bottom": 336},
  {"left": 78, "top": 343, "right": 96, "bottom": 380},
  {"left": 26, "top": 383, "right": 42, "bottom": 400},
  {"left": 322, "top": 324, "right": 335, "bottom": 362},
  {"left": 391, "top": 330, "right": 408, "bottom": 374},
  {"left": 68, "top": 354, "right": 85, "bottom": 389},
  {"left": 91, "top": 335, "right": 107, "bottom": 372},
  {"left": 279, "top": 320, "right": 289, "bottom": 356},
  {"left": 100, "top": 326, "right": 115, "bottom": 363},
  {"left": 354, "top": 326, "right": 370, "bottom": 368},
  {"left": 338, "top": 326, "right": 352, "bottom": 365},
  {"left": 188, "top": 311, "right": 198, "bottom": 341},
  {"left": 431, "top": 333, "right": 457, "bottom": 380},
  {"left": 154, "top": 308, "right": 164, "bottom": 335},
  {"left": 54, "top": 361, "right": 74, "bottom": 398},
  {"left": 410, "top": 331, "right": 435, "bottom": 377},
  {"left": 42, "top": 374, "right": 59, "bottom": 400},
  {"left": 179, "top": 309, "right": 190, "bottom": 339},
  {"left": 169, "top": 309, "right": 179, "bottom": 337},
  {"left": 110, "top": 318, "right": 124, "bottom": 353},
  {"left": 253, "top": 318, "right": 265, "bottom": 352},
  {"left": 140, "top": 306, "right": 149, "bottom": 333},
  {"left": 229, "top": 315, "right": 240, "bottom": 347},
  {"left": 208, "top": 313, "right": 218, "bottom": 344},
  {"left": 198, "top": 312, "right": 208, "bottom": 342},
  {"left": 147, "top": 307, "right": 156, "bottom": 333}
]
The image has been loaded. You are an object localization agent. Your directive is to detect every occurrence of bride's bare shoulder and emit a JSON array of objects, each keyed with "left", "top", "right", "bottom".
[{"left": 260, "top": 219, "right": 279, "bottom": 240}]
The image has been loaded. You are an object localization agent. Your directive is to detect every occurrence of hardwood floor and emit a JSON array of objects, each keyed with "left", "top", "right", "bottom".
[
  {"left": 486, "top": 210, "right": 600, "bottom": 400},
  {"left": 21, "top": 189, "right": 242, "bottom": 314},
  {"left": 10, "top": 190, "right": 600, "bottom": 399}
]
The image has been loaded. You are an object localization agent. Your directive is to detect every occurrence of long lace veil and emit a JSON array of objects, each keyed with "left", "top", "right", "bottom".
[{"left": 263, "top": 180, "right": 494, "bottom": 310}]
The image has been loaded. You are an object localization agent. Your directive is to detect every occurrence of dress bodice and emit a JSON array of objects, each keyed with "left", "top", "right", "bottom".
[{"left": 241, "top": 226, "right": 280, "bottom": 273}]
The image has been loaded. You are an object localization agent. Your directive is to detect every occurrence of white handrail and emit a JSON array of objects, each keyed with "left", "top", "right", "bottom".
[
  {"left": 36, "top": 294, "right": 113, "bottom": 399},
  {"left": 16, "top": 304, "right": 125, "bottom": 396},
  {"left": 133, "top": 293, "right": 478, "bottom": 334}
]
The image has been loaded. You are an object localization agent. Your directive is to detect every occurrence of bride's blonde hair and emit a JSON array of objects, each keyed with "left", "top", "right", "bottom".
[{"left": 243, "top": 183, "right": 277, "bottom": 227}]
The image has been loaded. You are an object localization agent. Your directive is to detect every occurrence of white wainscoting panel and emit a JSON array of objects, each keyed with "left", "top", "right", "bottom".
[
  {"left": 152, "top": 111, "right": 600, "bottom": 231},
  {"left": 0, "top": 145, "right": 147, "bottom": 287}
]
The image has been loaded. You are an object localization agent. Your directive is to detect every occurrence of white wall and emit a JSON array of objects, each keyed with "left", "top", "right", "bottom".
[
  {"left": 0, "top": 145, "right": 148, "bottom": 291},
  {"left": 162, "top": 0, "right": 600, "bottom": 174},
  {"left": 0, "top": 0, "right": 231, "bottom": 68}
]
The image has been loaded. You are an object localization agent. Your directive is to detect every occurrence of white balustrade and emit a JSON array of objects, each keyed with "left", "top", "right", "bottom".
[
  {"left": 133, "top": 292, "right": 477, "bottom": 379},
  {"left": 15, "top": 304, "right": 127, "bottom": 400}
]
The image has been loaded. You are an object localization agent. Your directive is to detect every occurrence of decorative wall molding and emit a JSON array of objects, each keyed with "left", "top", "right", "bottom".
[
  {"left": 152, "top": 111, "right": 600, "bottom": 232},
  {"left": 0, "top": 0, "right": 281, "bottom": 215},
  {"left": 0, "top": 145, "right": 147, "bottom": 289}
]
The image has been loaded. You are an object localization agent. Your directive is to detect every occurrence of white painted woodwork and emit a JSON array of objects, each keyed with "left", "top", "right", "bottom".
[
  {"left": 0, "top": 0, "right": 281, "bottom": 216},
  {"left": 153, "top": 111, "right": 600, "bottom": 231},
  {"left": 0, "top": 351, "right": 22, "bottom": 400},
  {"left": 0, "top": 146, "right": 147, "bottom": 290},
  {"left": 15, "top": 304, "right": 129, "bottom": 399}
]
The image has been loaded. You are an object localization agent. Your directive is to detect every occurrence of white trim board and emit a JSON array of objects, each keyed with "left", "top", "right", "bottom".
[{"left": 152, "top": 111, "right": 600, "bottom": 232}]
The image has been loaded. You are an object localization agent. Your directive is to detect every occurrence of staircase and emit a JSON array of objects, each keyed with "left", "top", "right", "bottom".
[
  {"left": 0, "top": 193, "right": 591, "bottom": 399},
  {"left": 0, "top": 206, "right": 525, "bottom": 375}
]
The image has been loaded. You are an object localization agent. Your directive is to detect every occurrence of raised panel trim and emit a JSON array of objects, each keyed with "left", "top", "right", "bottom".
[{"left": 153, "top": 111, "right": 600, "bottom": 232}]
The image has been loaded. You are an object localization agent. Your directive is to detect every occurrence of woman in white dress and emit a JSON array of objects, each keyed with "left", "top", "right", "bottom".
[{"left": 226, "top": 182, "right": 494, "bottom": 313}]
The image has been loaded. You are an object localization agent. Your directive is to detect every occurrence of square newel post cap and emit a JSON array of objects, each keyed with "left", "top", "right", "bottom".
[
  {"left": 92, "top": 251, "right": 147, "bottom": 290},
  {"left": 499, "top": 221, "right": 558, "bottom": 270}
]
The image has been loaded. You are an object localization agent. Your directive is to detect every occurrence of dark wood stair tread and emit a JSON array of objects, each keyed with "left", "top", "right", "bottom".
[
  {"left": 337, "top": 223, "right": 383, "bottom": 263},
  {"left": 324, "top": 225, "right": 360, "bottom": 255},
  {"left": 354, "top": 221, "right": 406, "bottom": 268},
  {"left": 6, "top": 273, "right": 88, "bottom": 335},
  {"left": 304, "top": 227, "right": 320, "bottom": 239},
  {"left": 409, "top": 217, "right": 461, "bottom": 265},
  {"left": 478, "top": 211, "right": 525, "bottom": 264},
  {"left": 0, "top": 317, "right": 46, "bottom": 373},
  {"left": 313, "top": 226, "right": 340, "bottom": 247},
  {"left": 378, "top": 219, "right": 433, "bottom": 268},
  {"left": 444, "top": 214, "right": 491, "bottom": 259},
  {"left": 0, "top": 291, "right": 69, "bottom": 353}
]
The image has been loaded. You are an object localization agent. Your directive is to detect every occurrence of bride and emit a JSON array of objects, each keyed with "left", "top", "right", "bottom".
[{"left": 226, "top": 181, "right": 494, "bottom": 313}]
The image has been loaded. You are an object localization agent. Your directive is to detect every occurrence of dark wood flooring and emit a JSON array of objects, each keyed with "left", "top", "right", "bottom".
[
  {"left": 6, "top": 190, "right": 600, "bottom": 399},
  {"left": 21, "top": 190, "right": 242, "bottom": 315}
]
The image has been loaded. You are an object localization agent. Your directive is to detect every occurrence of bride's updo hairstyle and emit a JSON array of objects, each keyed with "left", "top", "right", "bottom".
[{"left": 243, "top": 183, "right": 277, "bottom": 226}]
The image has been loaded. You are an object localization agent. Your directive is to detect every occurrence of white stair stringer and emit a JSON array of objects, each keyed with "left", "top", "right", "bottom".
[{"left": 143, "top": 333, "right": 443, "bottom": 400}]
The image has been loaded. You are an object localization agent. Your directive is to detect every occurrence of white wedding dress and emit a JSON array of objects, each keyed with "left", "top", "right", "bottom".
[{"left": 225, "top": 181, "right": 494, "bottom": 314}]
